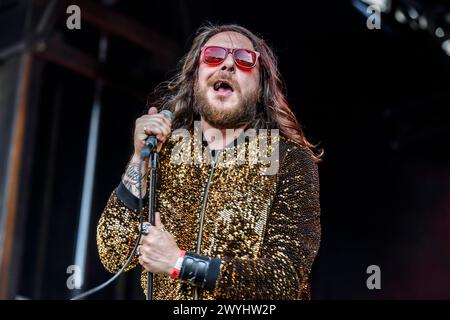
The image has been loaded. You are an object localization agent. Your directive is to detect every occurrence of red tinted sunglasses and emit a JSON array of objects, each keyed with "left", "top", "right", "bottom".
[{"left": 200, "top": 46, "right": 260, "bottom": 69}]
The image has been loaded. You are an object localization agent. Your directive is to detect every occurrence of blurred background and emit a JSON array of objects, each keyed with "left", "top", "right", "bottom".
[{"left": 0, "top": 0, "right": 449, "bottom": 300}]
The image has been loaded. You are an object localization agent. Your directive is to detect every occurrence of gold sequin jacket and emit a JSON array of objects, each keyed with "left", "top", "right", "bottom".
[{"left": 96, "top": 133, "right": 321, "bottom": 300}]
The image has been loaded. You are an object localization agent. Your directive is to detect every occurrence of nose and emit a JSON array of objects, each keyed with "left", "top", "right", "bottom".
[{"left": 220, "top": 51, "right": 235, "bottom": 72}]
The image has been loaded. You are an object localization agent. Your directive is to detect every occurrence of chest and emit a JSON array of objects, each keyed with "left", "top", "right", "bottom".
[{"left": 156, "top": 157, "right": 278, "bottom": 258}]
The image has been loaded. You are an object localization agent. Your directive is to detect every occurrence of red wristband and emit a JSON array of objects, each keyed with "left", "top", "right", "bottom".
[{"left": 170, "top": 250, "right": 186, "bottom": 280}]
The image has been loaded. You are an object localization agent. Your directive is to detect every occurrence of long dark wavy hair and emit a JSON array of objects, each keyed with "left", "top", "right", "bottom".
[{"left": 149, "top": 23, "right": 322, "bottom": 161}]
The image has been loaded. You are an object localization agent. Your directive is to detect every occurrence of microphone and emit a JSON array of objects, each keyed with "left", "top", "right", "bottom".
[{"left": 141, "top": 110, "right": 173, "bottom": 159}]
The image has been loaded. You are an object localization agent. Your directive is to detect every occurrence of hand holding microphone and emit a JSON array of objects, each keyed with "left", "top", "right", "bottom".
[{"left": 133, "top": 107, "right": 173, "bottom": 160}]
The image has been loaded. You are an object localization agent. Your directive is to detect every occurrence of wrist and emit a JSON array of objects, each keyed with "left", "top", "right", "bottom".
[
  {"left": 169, "top": 249, "right": 186, "bottom": 279},
  {"left": 131, "top": 152, "right": 145, "bottom": 164},
  {"left": 121, "top": 155, "right": 148, "bottom": 198}
]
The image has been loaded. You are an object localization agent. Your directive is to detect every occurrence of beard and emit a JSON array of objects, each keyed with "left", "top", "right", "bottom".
[{"left": 193, "top": 73, "right": 259, "bottom": 129}]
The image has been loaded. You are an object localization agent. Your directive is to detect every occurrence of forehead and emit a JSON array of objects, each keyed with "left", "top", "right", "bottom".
[{"left": 204, "top": 31, "right": 254, "bottom": 50}]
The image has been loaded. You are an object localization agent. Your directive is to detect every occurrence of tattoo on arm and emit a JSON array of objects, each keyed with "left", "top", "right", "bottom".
[{"left": 122, "top": 162, "right": 147, "bottom": 198}]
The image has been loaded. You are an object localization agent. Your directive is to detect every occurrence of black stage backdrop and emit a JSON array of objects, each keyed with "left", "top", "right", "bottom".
[{"left": 0, "top": 0, "right": 449, "bottom": 300}]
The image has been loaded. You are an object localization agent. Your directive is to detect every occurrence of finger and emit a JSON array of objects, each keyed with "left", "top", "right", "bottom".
[
  {"left": 138, "top": 113, "right": 171, "bottom": 127},
  {"left": 141, "top": 233, "right": 153, "bottom": 245},
  {"left": 148, "top": 106, "right": 158, "bottom": 115},
  {"left": 153, "top": 114, "right": 172, "bottom": 127},
  {"left": 138, "top": 119, "right": 170, "bottom": 136},
  {"left": 148, "top": 124, "right": 169, "bottom": 139},
  {"left": 154, "top": 125, "right": 171, "bottom": 142},
  {"left": 161, "top": 122, "right": 172, "bottom": 136},
  {"left": 139, "top": 114, "right": 172, "bottom": 130},
  {"left": 138, "top": 255, "right": 150, "bottom": 270},
  {"left": 137, "top": 124, "right": 166, "bottom": 143},
  {"left": 154, "top": 211, "right": 162, "bottom": 228}
]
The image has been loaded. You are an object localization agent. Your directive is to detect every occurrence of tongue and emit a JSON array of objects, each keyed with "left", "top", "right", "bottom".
[{"left": 218, "top": 87, "right": 232, "bottom": 93}]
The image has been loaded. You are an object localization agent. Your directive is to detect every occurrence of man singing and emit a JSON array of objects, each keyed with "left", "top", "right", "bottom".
[{"left": 96, "top": 24, "right": 321, "bottom": 300}]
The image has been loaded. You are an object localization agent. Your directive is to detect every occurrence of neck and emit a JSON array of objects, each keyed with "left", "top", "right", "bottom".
[{"left": 200, "top": 118, "right": 245, "bottom": 150}]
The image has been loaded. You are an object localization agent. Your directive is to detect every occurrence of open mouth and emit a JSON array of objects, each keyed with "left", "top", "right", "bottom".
[{"left": 213, "top": 80, "right": 234, "bottom": 95}]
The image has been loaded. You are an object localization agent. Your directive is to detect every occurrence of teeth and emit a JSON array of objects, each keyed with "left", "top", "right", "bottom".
[{"left": 213, "top": 80, "right": 233, "bottom": 91}]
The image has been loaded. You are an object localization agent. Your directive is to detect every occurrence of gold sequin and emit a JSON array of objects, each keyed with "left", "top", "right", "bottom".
[{"left": 96, "top": 134, "right": 321, "bottom": 300}]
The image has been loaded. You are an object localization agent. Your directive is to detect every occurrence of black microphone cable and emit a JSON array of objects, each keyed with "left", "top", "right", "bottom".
[{"left": 71, "top": 160, "right": 147, "bottom": 300}]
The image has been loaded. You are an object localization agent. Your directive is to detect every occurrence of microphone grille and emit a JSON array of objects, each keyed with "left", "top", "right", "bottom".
[{"left": 160, "top": 110, "right": 173, "bottom": 121}]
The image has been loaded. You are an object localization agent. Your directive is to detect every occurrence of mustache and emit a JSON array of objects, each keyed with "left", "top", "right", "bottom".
[{"left": 206, "top": 71, "right": 241, "bottom": 93}]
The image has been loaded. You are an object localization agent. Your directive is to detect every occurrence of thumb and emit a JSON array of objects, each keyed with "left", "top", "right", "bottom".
[
  {"left": 148, "top": 106, "right": 158, "bottom": 115},
  {"left": 154, "top": 211, "right": 163, "bottom": 228}
]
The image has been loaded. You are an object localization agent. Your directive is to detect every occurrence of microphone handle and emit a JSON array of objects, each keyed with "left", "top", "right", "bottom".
[{"left": 144, "top": 135, "right": 158, "bottom": 149}]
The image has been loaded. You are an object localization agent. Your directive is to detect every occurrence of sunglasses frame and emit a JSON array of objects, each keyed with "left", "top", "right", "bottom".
[{"left": 200, "top": 46, "right": 260, "bottom": 69}]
